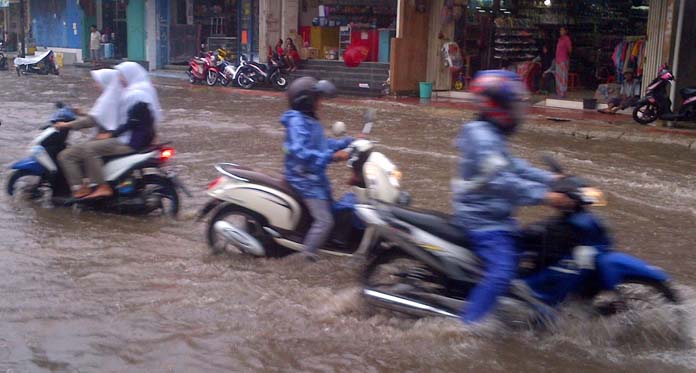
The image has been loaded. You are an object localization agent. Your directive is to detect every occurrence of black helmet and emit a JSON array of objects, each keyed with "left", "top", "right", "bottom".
[{"left": 287, "top": 77, "right": 337, "bottom": 114}]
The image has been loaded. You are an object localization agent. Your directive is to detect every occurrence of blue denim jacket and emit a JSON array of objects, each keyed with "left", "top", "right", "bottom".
[
  {"left": 281, "top": 110, "right": 353, "bottom": 200},
  {"left": 451, "top": 121, "right": 554, "bottom": 231}
]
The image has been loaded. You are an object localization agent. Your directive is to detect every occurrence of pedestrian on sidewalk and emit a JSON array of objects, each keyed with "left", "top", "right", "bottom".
[
  {"left": 90, "top": 25, "right": 101, "bottom": 67},
  {"left": 554, "top": 27, "right": 572, "bottom": 98}
]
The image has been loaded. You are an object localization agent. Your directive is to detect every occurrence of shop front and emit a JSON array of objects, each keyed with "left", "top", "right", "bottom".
[
  {"left": 74, "top": 0, "right": 146, "bottom": 63},
  {"left": 294, "top": 0, "right": 397, "bottom": 64},
  {"left": 425, "top": 0, "right": 650, "bottom": 101},
  {"left": 161, "top": 0, "right": 258, "bottom": 67},
  {"left": 1, "top": 0, "right": 26, "bottom": 53}
]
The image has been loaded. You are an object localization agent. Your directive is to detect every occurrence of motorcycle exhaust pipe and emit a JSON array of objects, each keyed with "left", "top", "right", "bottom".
[
  {"left": 213, "top": 220, "right": 266, "bottom": 256},
  {"left": 362, "top": 288, "right": 459, "bottom": 319}
]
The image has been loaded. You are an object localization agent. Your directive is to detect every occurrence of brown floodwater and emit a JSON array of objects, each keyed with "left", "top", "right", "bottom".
[{"left": 1, "top": 68, "right": 695, "bottom": 372}]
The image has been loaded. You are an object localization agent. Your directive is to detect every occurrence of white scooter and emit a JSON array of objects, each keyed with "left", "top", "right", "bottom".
[
  {"left": 196, "top": 110, "right": 410, "bottom": 257},
  {"left": 14, "top": 50, "right": 59, "bottom": 76}
]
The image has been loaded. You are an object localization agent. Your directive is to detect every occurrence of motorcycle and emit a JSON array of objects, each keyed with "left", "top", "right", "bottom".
[
  {"left": 209, "top": 48, "right": 242, "bottom": 87},
  {"left": 14, "top": 50, "right": 60, "bottom": 76},
  {"left": 186, "top": 51, "right": 217, "bottom": 86},
  {"left": 6, "top": 103, "right": 189, "bottom": 217},
  {"left": 197, "top": 110, "right": 410, "bottom": 257},
  {"left": 235, "top": 54, "right": 289, "bottom": 91},
  {"left": 0, "top": 52, "right": 7, "bottom": 71},
  {"left": 357, "top": 156, "right": 679, "bottom": 324},
  {"left": 633, "top": 64, "right": 696, "bottom": 125}
]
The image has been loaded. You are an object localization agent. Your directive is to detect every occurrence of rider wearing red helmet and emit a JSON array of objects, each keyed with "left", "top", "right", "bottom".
[{"left": 452, "top": 70, "right": 573, "bottom": 324}]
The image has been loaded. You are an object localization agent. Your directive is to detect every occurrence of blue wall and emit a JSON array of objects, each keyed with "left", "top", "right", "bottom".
[{"left": 30, "top": 0, "right": 84, "bottom": 49}]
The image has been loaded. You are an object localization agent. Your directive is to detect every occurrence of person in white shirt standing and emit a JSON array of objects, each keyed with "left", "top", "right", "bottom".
[{"left": 90, "top": 25, "right": 101, "bottom": 67}]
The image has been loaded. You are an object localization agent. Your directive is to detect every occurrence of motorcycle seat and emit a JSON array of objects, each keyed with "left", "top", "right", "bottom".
[
  {"left": 387, "top": 206, "right": 470, "bottom": 247},
  {"left": 216, "top": 164, "right": 304, "bottom": 203},
  {"left": 680, "top": 87, "right": 696, "bottom": 98},
  {"left": 101, "top": 147, "right": 158, "bottom": 163}
]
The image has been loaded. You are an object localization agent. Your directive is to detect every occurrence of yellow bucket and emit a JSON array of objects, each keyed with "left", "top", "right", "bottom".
[
  {"left": 55, "top": 52, "right": 64, "bottom": 68},
  {"left": 27, "top": 46, "right": 36, "bottom": 55}
]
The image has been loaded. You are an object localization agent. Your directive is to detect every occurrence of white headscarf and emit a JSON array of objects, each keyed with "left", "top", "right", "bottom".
[
  {"left": 88, "top": 69, "right": 123, "bottom": 131},
  {"left": 114, "top": 61, "right": 163, "bottom": 125}
]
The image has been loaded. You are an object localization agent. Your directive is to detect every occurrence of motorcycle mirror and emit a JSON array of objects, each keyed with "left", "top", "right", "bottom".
[
  {"left": 331, "top": 121, "right": 347, "bottom": 137},
  {"left": 542, "top": 153, "right": 564, "bottom": 174}
]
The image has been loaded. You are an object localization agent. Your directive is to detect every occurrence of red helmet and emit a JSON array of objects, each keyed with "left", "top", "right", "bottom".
[{"left": 469, "top": 70, "right": 530, "bottom": 134}]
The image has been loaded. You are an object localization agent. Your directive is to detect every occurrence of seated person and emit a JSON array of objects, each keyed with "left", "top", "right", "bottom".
[
  {"left": 599, "top": 68, "right": 640, "bottom": 114},
  {"left": 285, "top": 38, "right": 300, "bottom": 72}
]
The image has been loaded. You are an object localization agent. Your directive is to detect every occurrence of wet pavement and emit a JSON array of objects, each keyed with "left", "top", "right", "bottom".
[{"left": 1, "top": 68, "right": 696, "bottom": 372}]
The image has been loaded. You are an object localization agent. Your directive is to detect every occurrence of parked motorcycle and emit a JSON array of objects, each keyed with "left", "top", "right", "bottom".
[
  {"left": 6, "top": 103, "right": 189, "bottom": 217},
  {"left": 210, "top": 48, "right": 241, "bottom": 87},
  {"left": 197, "top": 110, "right": 409, "bottom": 257},
  {"left": 186, "top": 51, "right": 217, "bottom": 86},
  {"left": 357, "top": 156, "right": 679, "bottom": 323},
  {"left": 235, "top": 54, "right": 289, "bottom": 91},
  {"left": 0, "top": 52, "right": 7, "bottom": 71},
  {"left": 633, "top": 64, "right": 696, "bottom": 125},
  {"left": 14, "top": 50, "right": 59, "bottom": 76},
  {"left": 0, "top": 40, "right": 6, "bottom": 52}
]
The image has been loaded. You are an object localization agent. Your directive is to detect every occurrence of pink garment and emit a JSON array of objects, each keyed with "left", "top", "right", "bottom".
[{"left": 555, "top": 35, "right": 572, "bottom": 63}]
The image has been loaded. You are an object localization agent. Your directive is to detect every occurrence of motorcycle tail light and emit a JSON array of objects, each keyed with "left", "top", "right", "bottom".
[
  {"left": 208, "top": 176, "right": 223, "bottom": 190},
  {"left": 160, "top": 147, "right": 175, "bottom": 161}
]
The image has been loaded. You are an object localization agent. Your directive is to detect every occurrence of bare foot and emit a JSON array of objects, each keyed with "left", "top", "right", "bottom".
[
  {"left": 82, "top": 184, "right": 113, "bottom": 199},
  {"left": 72, "top": 185, "right": 92, "bottom": 199}
]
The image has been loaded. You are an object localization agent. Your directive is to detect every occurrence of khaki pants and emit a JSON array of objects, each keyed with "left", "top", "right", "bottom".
[{"left": 58, "top": 138, "right": 134, "bottom": 188}]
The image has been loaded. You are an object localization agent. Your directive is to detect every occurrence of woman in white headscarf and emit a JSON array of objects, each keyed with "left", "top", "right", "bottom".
[
  {"left": 77, "top": 61, "right": 160, "bottom": 199},
  {"left": 56, "top": 69, "right": 126, "bottom": 198}
]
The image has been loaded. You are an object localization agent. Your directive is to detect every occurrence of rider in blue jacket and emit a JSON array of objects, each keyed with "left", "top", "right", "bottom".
[
  {"left": 452, "top": 70, "right": 573, "bottom": 324},
  {"left": 281, "top": 77, "right": 353, "bottom": 261}
]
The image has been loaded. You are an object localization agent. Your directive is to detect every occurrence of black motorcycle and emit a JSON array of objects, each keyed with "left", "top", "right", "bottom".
[
  {"left": 633, "top": 64, "right": 696, "bottom": 125},
  {"left": 0, "top": 52, "right": 7, "bottom": 71},
  {"left": 235, "top": 54, "right": 289, "bottom": 91}
]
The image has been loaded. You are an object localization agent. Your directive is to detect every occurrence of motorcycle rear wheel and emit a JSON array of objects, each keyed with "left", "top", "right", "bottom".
[
  {"left": 141, "top": 175, "right": 180, "bottom": 218},
  {"left": 362, "top": 249, "right": 453, "bottom": 317},
  {"left": 206, "top": 204, "right": 284, "bottom": 257},
  {"left": 273, "top": 73, "right": 289, "bottom": 91},
  {"left": 633, "top": 103, "right": 659, "bottom": 125}
]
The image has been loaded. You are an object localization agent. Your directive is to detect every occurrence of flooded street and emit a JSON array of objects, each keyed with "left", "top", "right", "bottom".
[{"left": 1, "top": 68, "right": 696, "bottom": 371}]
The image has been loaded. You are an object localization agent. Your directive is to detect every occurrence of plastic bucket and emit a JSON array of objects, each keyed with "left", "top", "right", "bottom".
[
  {"left": 54, "top": 52, "right": 64, "bottom": 68},
  {"left": 419, "top": 82, "right": 433, "bottom": 99}
]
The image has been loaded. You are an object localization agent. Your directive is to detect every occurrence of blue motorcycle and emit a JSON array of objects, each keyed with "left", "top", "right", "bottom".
[
  {"left": 357, "top": 157, "right": 679, "bottom": 322},
  {"left": 6, "top": 103, "right": 187, "bottom": 217}
]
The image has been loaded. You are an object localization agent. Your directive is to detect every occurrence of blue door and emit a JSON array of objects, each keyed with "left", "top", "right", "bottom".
[{"left": 156, "top": 0, "right": 170, "bottom": 68}]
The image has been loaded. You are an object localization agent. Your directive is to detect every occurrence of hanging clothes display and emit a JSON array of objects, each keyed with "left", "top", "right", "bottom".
[{"left": 611, "top": 37, "right": 645, "bottom": 83}]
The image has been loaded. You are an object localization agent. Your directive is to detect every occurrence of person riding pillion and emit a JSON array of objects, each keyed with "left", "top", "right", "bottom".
[
  {"left": 281, "top": 77, "right": 354, "bottom": 261},
  {"left": 451, "top": 70, "right": 574, "bottom": 324}
]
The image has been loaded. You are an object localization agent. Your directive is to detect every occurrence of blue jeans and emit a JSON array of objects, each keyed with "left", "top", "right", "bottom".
[{"left": 461, "top": 230, "right": 518, "bottom": 323}]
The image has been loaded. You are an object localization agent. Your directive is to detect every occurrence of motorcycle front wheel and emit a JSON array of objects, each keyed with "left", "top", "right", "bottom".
[
  {"left": 206, "top": 70, "right": 218, "bottom": 86},
  {"left": 236, "top": 68, "right": 255, "bottom": 89},
  {"left": 633, "top": 103, "right": 659, "bottom": 125},
  {"left": 6, "top": 170, "right": 42, "bottom": 199},
  {"left": 594, "top": 278, "right": 680, "bottom": 315}
]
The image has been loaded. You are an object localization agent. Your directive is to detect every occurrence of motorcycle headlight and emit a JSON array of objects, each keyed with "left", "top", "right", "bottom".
[{"left": 579, "top": 187, "right": 607, "bottom": 207}]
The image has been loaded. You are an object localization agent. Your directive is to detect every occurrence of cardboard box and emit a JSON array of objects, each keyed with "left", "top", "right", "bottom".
[{"left": 301, "top": 47, "right": 319, "bottom": 60}]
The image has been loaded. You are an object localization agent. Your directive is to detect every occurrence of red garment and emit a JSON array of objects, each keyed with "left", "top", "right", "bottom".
[
  {"left": 555, "top": 35, "right": 572, "bottom": 63},
  {"left": 276, "top": 47, "right": 285, "bottom": 56},
  {"left": 288, "top": 49, "right": 301, "bottom": 63}
]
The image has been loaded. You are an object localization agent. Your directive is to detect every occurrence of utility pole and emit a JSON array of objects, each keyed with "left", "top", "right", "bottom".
[{"left": 18, "top": 0, "right": 25, "bottom": 57}]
